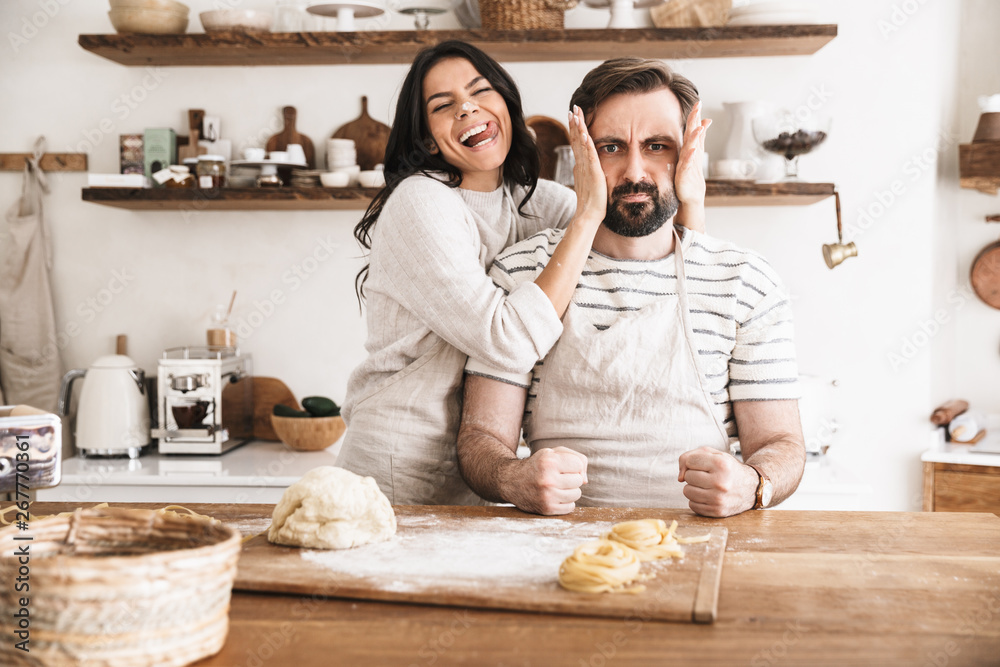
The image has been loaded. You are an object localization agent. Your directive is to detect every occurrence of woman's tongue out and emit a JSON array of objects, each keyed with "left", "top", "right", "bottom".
[{"left": 463, "top": 121, "right": 497, "bottom": 149}]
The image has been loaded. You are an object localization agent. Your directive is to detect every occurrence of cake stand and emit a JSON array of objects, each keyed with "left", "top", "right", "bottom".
[
  {"left": 583, "top": 0, "right": 664, "bottom": 29},
  {"left": 307, "top": 1, "right": 386, "bottom": 31}
]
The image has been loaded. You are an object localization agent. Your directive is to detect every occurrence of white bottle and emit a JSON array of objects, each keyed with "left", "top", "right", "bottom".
[{"left": 948, "top": 412, "right": 987, "bottom": 443}]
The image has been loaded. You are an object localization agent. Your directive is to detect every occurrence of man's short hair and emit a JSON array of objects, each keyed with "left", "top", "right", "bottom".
[{"left": 569, "top": 58, "right": 700, "bottom": 130}]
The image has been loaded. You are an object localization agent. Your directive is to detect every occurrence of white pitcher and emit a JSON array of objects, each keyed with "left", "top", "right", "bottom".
[{"left": 720, "top": 101, "right": 783, "bottom": 182}]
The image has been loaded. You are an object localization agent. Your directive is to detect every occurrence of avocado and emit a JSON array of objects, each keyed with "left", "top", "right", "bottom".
[
  {"left": 273, "top": 403, "right": 310, "bottom": 418},
  {"left": 302, "top": 396, "right": 340, "bottom": 417}
]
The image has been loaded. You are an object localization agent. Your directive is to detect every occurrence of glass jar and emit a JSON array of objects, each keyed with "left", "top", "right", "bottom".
[
  {"left": 196, "top": 155, "right": 227, "bottom": 188},
  {"left": 163, "top": 165, "right": 195, "bottom": 188}
]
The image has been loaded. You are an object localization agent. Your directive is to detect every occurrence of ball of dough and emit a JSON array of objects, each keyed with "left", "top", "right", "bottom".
[{"left": 267, "top": 466, "right": 396, "bottom": 549}]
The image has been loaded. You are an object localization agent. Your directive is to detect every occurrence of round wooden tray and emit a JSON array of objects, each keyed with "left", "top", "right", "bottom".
[{"left": 971, "top": 240, "right": 1000, "bottom": 309}]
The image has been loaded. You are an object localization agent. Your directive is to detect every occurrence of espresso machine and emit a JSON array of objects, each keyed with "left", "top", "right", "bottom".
[{"left": 151, "top": 346, "right": 253, "bottom": 454}]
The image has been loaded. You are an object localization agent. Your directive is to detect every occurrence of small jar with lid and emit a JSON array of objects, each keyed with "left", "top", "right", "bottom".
[
  {"left": 163, "top": 165, "right": 195, "bottom": 188},
  {"left": 196, "top": 155, "right": 227, "bottom": 188}
]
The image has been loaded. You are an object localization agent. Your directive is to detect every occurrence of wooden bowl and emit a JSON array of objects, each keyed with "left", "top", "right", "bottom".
[{"left": 271, "top": 414, "right": 346, "bottom": 451}]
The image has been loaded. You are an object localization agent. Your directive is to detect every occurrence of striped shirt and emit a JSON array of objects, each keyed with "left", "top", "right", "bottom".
[{"left": 466, "top": 225, "right": 800, "bottom": 441}]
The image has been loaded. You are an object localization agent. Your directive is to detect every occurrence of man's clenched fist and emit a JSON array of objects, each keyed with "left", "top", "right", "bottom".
[
  {"left": 504, "top": 446, "right": 588, "bottom": 515},
  {"left": 678, "top": 446, "right": 758, "bottom": 518}
]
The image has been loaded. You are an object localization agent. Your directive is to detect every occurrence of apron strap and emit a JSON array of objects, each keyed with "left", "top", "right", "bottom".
[
  {"left": 673, "top": 227, "right": 692, "bottom": 336},
  {"left": 21, "top": 136, "right": 53, "bottom": 270}
]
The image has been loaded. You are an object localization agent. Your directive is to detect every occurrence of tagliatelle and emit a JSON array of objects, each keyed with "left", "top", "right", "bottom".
[
  {"left": 606, "top": 519, "right": 710, "bottom": 561},
  {"left": 558, "top": 519, "right": 712, "bottom": 594},
  {"left": 558, "top": 539, "right": 644, "bottom": 593}
]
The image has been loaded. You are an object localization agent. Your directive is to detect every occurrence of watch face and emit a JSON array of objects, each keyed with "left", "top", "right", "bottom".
[{"left": 761, "top": 480, "right": 774, "bottom": 508}]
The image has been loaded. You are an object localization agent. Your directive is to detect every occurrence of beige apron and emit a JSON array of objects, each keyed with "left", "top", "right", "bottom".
[
  {"left": 336, "top": 339, "right": 483, "bottom": 506},
  {"left": 525, "top": 228, "right": 729, "bottom": 508},
  {"left": 0, "top": 137, "right": 61, "bottom": 412}
]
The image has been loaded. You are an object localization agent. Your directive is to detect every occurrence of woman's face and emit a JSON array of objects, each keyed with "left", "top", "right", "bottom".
[{"left": 422, "top": 57, "right": 513, "bottom": 191}]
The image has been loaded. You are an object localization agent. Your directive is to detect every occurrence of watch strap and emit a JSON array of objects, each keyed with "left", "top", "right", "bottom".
[{"left": 747, "top": 463, "right": 769, "bottom": 510}]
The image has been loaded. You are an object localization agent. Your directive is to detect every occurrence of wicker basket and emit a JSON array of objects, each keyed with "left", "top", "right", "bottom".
[
  {"left": 479, "top": 0, "right": 579, "bottom": 30},
  {"left": 0, "top": 507, "right": 241, "bottom": 667}
]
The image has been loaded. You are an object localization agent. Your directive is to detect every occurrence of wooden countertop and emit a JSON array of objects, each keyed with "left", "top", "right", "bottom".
[{"left": 22, "top": 503, "right": 1000, "bottom": 665}]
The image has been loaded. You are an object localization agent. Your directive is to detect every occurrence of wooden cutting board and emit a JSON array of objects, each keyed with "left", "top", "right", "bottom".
[
  {"left": 971, "top": 240, "right": 1000, "bottom": 309},
  {"left": 266, "top": 106, "right": 316, "bottom": 169},
  {"left": 234, "top": 508, "right": 728, "bottom": 623},
  {"left": 252, "top": 377, "right": 299, "bottom": 441},
  {"left": 332, "top": 96, "right": 390, "bottom": 171},
  {"left": 220, "top": 376, "right": 299, "bottom": 441},
  {"left": 526, "top": 115, "right": 570, "bottom": 181}
]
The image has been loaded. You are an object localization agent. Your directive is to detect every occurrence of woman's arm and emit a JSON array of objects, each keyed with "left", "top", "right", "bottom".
[
  {"left": 673, "top": 102, "right": 711, "bottom": 234},
  {"left": 374, "top": 178, "right": 563, "bottom": 374},
  {"left": 532, "top": 106, "right": 606, "bottom": 318}
]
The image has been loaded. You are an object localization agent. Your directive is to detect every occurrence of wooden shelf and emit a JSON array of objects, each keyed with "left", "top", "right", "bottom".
[
  {"left": 78, "top": 26, "right": 837, "bottom": 67},
  {"left": 82, "top": 181, "right": 835, "bottom": 211},
  {"left": 959, "top": 142, "right": 1000, "bottom": 195}
]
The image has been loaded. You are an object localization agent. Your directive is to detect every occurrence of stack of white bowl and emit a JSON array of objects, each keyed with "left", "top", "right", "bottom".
[
  {"left": 108, "top": 0, "right": 190, "bottom": 34},
  {"left": 727, "top": 1, "right": 821, "bottom": 26},
  {"left": 326, "top": 138, "right": 360, "bottom": 186}
]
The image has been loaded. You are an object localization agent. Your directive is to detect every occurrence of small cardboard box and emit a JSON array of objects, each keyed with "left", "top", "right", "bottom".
[
  {"left": 120, "top": 133, "right": 144, "bottom": 175},
  {"left": 143, "top": 128, "right": 177, "bottom": 184}
]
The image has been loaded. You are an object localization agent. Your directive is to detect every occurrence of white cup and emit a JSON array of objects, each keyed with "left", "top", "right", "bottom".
[
  {"left": 286, "top": 143, "right": 307, "bottom": 165},
  {"left": 243, "top": 147, "right": 265, "bottom": 161},
  {"left": 268, "top": 151, "right": 290, "bottom": 162},
  {"left": 713, "top": 158, "right": 757, "bottom": 180}
]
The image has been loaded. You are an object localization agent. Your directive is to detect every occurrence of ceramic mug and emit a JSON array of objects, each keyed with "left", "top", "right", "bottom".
[
  {"left": 286, "top": 143, "right": 307, "bottom": 165},
  {"left": 269, "top": 151, "right": 290, "bottom": 163},
  {"left": 713, "top": 158, "right": 757, "bottom": 180}
]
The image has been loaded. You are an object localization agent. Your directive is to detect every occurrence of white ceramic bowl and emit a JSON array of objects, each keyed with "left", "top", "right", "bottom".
[
  {"left": 108, "top": 8, "right": 189, "bottom": 33},
  {"left": 330, "top": 164, "right": 360, "bottom": 184},
  {"left": 358, "top": 170, "right": 386, "bottom": 188},
  {"left": 200, "top": 9, "right": 273, "bottom": 33},
  {"left": 109, "top": 0, "right": 189, "bottom": 16},
  {"left": 320, "top": 172, "right": 351, "bottom": 188}
]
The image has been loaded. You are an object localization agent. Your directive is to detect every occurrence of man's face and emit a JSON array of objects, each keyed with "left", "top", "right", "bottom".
[{"left": 588, "top": 89, "right": 684, "bottom": 237}]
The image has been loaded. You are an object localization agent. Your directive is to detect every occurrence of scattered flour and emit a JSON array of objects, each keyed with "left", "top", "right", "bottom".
[{"left": 301, "top": 515, "right": 614, "bottom": 592}]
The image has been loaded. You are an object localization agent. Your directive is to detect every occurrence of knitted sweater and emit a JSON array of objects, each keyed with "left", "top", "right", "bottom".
[{"left": 342, "top": 174, "right": 576, "bottom": 426}]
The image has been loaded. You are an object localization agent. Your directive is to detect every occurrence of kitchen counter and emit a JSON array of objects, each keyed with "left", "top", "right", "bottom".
[
  {"left": 35, "top": 440, "right": 870, "bottom": 509},
  {"left": 34, "top": 440, "right": 338, "bottom": 504},
  {"left": 22, "top": 502, "right": 1000, "bottom": 665},
  {"left": 923, "top": 425, "right": 1000, "bottom": 468}
]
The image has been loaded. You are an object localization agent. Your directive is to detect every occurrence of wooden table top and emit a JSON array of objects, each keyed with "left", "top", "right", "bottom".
[{"left": 22, "top": 503, "right": 1000, "bottom": 666}]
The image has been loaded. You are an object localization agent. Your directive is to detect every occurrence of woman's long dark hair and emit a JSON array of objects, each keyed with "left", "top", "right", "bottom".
[{"left": 354, "top": 40, "right": 541, "bottom": 302}]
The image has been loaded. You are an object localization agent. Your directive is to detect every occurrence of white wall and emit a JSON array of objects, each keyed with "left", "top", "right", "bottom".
[{"left": 0, "top": 0, "right": 983, "bottom": 510}]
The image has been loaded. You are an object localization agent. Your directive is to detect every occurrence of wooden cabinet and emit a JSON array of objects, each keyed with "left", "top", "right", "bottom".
[{"left": 923, "top": 461, "right": 1000, "bottom": 515}]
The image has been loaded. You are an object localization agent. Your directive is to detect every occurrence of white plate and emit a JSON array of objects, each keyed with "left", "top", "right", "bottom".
[{"left": 230, "top": 159, "right": 309, "bottom": 168}]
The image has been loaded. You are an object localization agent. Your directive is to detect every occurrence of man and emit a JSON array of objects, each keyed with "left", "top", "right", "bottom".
[{"left": 457, "top": 58, "right": 806, "bottom": 518}]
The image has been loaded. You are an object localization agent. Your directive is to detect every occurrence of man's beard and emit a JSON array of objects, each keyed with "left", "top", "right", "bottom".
[{"left": 602, "top": 180, "right": 679, "bottom": 238}]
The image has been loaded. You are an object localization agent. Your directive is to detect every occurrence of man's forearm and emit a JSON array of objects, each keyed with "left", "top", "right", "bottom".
[
  {"left": 456, "top": 424, "right": 519, "bottom": 505},
  {"left": 743, "top": 435, "right": 806, "bottom": 507}
]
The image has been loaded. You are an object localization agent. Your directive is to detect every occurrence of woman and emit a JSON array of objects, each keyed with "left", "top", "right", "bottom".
[{"left": 336, "top": 40, "right": 709, "bottom": 505}]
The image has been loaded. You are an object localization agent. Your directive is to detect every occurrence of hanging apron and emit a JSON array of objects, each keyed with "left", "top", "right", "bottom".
[
  {"left": 525, "top": 228, "right": 730, "bottom": 508},
  {"left": 336, "top": 339, "right": 483, "bottom": 506},
  {"left": 0, "top": 137, "right": 62, "bottom": 413}
]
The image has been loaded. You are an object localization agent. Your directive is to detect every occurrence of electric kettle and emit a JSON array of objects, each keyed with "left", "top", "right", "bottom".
[{"left": 58, "top": 354, "right": 151, "bottom": 458}]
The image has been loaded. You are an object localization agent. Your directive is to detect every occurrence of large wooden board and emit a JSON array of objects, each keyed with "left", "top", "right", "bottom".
[{"left": 234, "top": 508, "right": 727, "bottom": 623}]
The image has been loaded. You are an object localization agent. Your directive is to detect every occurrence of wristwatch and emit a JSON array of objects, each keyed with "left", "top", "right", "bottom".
[{"left": 747, "top": 464, "right": 774, "bottom": 510}]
